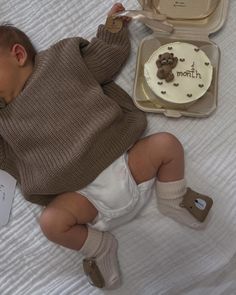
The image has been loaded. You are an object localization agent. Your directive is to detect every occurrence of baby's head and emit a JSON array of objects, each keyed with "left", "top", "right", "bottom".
[{"left": 0, "top": 24, "right": 36, "bottom": 104}]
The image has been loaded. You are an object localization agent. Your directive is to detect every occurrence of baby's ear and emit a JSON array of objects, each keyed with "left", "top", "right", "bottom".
[{"left": 11, "top": 44, "right": 28, "bottom": 66}]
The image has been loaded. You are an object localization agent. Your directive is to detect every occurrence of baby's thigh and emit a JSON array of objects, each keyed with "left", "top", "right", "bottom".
[
  {"left": 128, "top": 132, "right": 180, "bottom": 184},
  {"left": 41, "top": 192, "right": 98, "bottom": 226},
  {"left": 127, "top": 135, "right": 158, "bottom": 185}
]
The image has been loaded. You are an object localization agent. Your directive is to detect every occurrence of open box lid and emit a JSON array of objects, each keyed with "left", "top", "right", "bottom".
[{"left": 138, "top": 0, "right": 229, "bottom": 36}]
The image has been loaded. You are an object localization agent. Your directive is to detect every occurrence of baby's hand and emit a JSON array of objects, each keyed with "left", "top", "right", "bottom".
[{"left": 108, "top": 3, "right": 131, "bottom": 25}]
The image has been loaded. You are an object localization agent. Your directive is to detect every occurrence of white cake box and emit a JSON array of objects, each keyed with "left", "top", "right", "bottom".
[{"left": 133, "top": 0, "right": 229, "bottom": 118}]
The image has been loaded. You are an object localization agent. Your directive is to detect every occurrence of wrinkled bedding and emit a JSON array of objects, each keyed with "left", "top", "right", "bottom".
[{"left": 0, "top": 1, "right": 236, "bottom": 294}]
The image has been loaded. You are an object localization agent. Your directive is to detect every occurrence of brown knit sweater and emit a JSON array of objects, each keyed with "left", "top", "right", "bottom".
[{"left": 0, "top": 24, "right": 146, "bottom": 206}]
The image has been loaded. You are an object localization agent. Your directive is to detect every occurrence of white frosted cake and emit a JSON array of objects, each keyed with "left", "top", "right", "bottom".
[{"left": 144, "top": 42, "right": 213, "bottom": 104}]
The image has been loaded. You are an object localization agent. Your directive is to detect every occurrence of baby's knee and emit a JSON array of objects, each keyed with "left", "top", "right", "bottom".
[
  {"left": 159, "top": 132, "right": 183, "bottom": 146},
  {"left": 39, "top": 208, "right": 57, "bottom": 241},
  {"left": 151, "top": 132, "right": 184, "bottom": 155},
  {"left": 39, "top": 207, "right": 72, "bottom": 242}
]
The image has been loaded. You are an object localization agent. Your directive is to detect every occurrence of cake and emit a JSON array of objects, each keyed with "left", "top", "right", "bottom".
[{"left": 144, "top": 42, "right": 213, "bottom": 104}]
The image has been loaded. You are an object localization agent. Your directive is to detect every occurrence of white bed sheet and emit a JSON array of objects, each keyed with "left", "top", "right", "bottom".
[{"left": 0, "top": 1, "right": 236, "bottom": 294}]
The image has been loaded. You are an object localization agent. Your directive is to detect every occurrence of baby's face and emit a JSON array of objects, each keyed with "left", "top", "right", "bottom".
[{"left": 0, "top": 47, "right": 20, "bottom": 102}]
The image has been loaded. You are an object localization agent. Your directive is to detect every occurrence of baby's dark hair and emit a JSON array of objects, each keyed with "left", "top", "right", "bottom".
[{"left": 0, "top": 24, "right": 36, "bottom": 64}]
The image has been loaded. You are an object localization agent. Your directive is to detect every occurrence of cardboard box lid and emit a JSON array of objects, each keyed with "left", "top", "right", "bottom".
[{"left": 138, "top": 0, "right": 229, "bottom": 35}]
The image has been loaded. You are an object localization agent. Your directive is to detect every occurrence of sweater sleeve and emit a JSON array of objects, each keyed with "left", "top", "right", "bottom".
[{"left": 80, "top": 24, "right": 131, "bottom": 84}]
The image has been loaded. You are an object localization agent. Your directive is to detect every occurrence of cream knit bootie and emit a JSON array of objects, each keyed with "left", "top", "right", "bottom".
[
  {"left": 81, "top": 227, "right": 121, "bottom": 289},
  {"left": 156, "top": 179, "right": 213, "bottom": 229}
]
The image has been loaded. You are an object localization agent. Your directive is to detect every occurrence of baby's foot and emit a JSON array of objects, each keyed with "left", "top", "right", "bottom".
[
  {"left": 179, "top": 188, "right": 213, "bottom": 223},
  {"left": 156, "top": 180, "right": 213, "bottom": 229},
  {"left": 83, "top": 232, "right": 121, "bottom": 289}
]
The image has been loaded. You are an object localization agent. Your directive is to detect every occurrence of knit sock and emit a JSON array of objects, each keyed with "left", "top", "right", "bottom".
[
  {"left": 156, "top": 179, "right": 204, "bottom": 229},
  {"left": 80, "top": 227, "right": 121, "bottom": 289}
]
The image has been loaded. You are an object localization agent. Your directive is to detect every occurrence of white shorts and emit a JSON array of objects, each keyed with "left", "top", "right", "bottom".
[{"left": 78, "top": 153, "right": 155, "bottom": 231}]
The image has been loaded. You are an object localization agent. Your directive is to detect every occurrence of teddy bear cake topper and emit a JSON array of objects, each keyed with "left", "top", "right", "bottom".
[{"left": 156, "top": 52, "right": 178, "bottom": 82}]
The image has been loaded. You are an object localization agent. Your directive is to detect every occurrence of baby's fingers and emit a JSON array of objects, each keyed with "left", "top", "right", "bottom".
[{"left": 108, "top": 3, "right": 125, "bottom": 16}]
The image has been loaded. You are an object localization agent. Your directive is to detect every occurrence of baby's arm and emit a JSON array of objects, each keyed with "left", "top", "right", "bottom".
[{"left": 81, "top": 3, "right": 131, "bottom": 84}]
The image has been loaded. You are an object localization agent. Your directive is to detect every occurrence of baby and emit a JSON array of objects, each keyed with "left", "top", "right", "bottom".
[{"left": 0, "top": 3, "right": 213, "bottom": 290}]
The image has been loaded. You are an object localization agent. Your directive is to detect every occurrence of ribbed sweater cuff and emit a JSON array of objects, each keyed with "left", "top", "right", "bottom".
[{"left": 97, "top": 24, "right": 130, "bottom": 49}]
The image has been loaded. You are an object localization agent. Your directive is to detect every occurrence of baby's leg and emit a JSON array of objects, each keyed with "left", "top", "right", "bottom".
[
  {"left": 39, "top": 193, "right": 120, "bottom": 289},
  {"left": 40, "top": 193, "right": 97, "bottom": 250},
  {"left": 128, "top": 132, "right": 184, "bottom": 183},
  {"left": 128, "top": 132, "right": 210, "bottom": 228}
]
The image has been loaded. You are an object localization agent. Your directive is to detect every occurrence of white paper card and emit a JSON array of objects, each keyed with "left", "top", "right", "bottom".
[{"left": 0, "top": 170, "right": 17, "bottom": 227}]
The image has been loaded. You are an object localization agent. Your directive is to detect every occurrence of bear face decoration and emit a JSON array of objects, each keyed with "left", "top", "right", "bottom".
[{"left": 156, "top": 52, "right": 178, "bottom": 82}]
